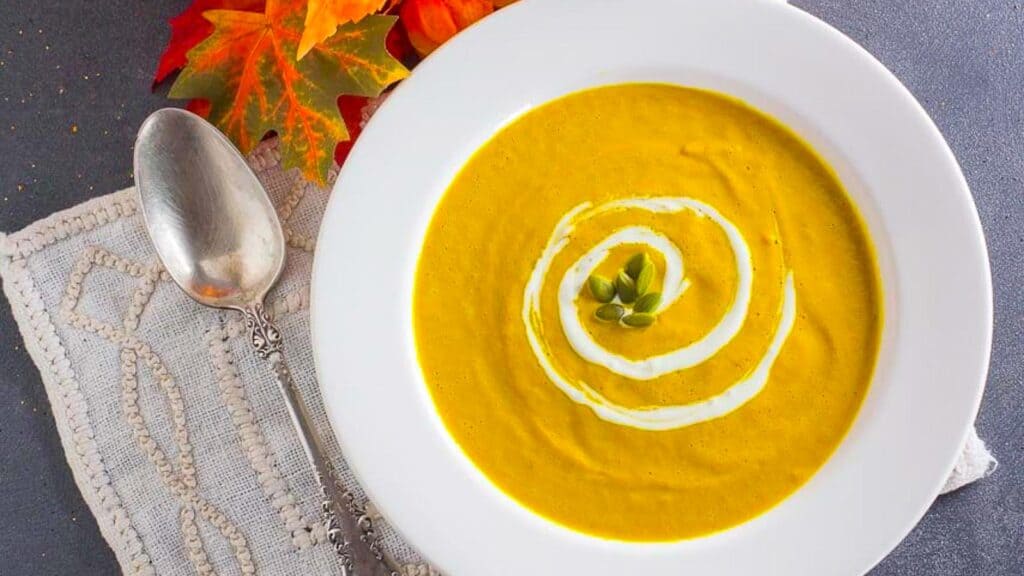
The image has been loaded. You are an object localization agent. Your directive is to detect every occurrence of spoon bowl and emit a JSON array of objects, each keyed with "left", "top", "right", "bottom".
[{"left": 134, "top": 108, "right": 284, "bottom": 311}]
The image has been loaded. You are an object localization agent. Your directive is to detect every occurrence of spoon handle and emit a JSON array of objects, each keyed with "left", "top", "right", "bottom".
[{"left": 244, "top": 304, "right": 403, "bottom": 576}]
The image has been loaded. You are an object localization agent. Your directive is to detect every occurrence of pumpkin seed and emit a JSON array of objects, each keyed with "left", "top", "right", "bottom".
[
  {"left": 633, "top": 292, "right": 662, "bottom": 314},
  {"left": 615, "top": 271, "right": 637, "bottom": 303},
  {"left": 622, "top": 312, "right": 656, "bottom": 327},
  {"left": 594, "top": 303, "right": 626, "bottom": 321},
  {"left": 587, "top": 274, "right": 616, "bottom": 303},
  {"left": 625, "top": 252, "right": 651, "bottom": 279},
  {"left": 635, "top": 260, "right": 654, "bottom": 295}
]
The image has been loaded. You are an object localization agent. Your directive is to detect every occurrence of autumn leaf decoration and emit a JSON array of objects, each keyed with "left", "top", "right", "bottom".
[
  {"left": 168, "top": 0, "right": 407, "bottom": 184},
  {"left": 153, "top": 0, "right": 517, "bottom": 185},
  {"left": 297, "top": 0, "right": 390, "bottom": 59},
  {"left": 400, "top": 0, "right": 491, "bottom": 56},
  {"left": 152, "top": 0, "right": 265, "bottom": 86}
]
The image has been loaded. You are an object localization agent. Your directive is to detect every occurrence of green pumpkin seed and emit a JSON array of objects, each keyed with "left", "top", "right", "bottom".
[
  {"left": 635, "top": 260, "right": 654, "bottom": 296},
  {"left": 633, "top": 292, "right": 662, "bottom": 314},
  {"left": 594, "top": 303, "right": 626, "bottom": 321},
  {"left": 625, "top": 252, "right": 651, "bottom": 279},
  {"left": 622, "top": 312, "right": 656, "bottom": 327},
  {"left": 615, "top": 271, "right": 637, "bottom": 303},
  {"left": 587, "top": 274, "right": 616, "bottom": 303}
]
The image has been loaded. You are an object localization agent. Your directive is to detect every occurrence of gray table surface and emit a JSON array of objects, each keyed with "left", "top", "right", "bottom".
[{"left": 0, "top": 1, "right": 1020, "bottom": 574}]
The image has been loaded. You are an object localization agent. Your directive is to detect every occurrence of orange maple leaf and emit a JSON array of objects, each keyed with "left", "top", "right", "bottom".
[
  {"left": 169, "top": 0, "right": 407, "bottom": 185},
  {"left": 297, "top": 0, "right": 389, "bottom": 60}
]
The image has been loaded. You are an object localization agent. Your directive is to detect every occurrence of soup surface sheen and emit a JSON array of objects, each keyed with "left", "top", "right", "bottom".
[{"left": 413, "top": 84, "right": 882, "bottom": 541}]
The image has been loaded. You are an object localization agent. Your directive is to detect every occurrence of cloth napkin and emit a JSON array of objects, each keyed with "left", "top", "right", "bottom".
[{"left": 0, "top": 138, "right": 995, "bottom": 576}]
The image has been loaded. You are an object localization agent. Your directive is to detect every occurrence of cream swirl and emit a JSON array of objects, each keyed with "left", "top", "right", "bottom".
[{"left": 522, "top": 196, "right": 796, "bottom": 431}]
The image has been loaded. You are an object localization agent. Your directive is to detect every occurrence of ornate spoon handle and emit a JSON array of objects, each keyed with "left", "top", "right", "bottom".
[{"left": 244, "top": 304, "right": 403, "bottom": 576}]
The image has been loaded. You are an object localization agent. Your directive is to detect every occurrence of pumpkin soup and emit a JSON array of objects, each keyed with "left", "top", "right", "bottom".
[{"left": 413, "top": 84, "right": 882, "bottom": 541}]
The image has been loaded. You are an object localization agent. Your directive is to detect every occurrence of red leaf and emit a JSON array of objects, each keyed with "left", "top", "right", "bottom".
[
  {"left": 386, "top": 16, "right": 416, "bottom": 66},
  {"left": 333, "top": 95, "right": 371, "bottom": 165},
  {"left": 152, "top": 0, "right": 265, "bottom": 87},
  {"left": 185, "top": 99, "right": 212, "bottom": 116}
]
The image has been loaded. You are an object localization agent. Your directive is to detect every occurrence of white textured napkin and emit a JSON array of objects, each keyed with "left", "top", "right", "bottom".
[{"left": 0, "top": 138, "right": 995, "bottom": 576}]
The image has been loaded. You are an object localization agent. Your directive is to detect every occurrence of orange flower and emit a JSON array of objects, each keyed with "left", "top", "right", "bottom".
[{"left": 400, "top": 0, "right": 495, "bottom": 57}]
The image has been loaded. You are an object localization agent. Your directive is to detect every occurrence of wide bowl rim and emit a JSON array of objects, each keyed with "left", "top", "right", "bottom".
[{"left": 310, "top": 1, "right": 992, "bottom": 574}]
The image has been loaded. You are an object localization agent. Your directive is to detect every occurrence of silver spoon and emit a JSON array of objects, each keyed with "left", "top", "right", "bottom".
[{"left": 134, "top": 108, "right": 401, "bottom": 576}]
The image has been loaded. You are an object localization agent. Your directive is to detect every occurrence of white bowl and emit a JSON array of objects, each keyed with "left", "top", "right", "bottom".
[{"left": 311, "top": 1, "right": 992, "bottom": 574}]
